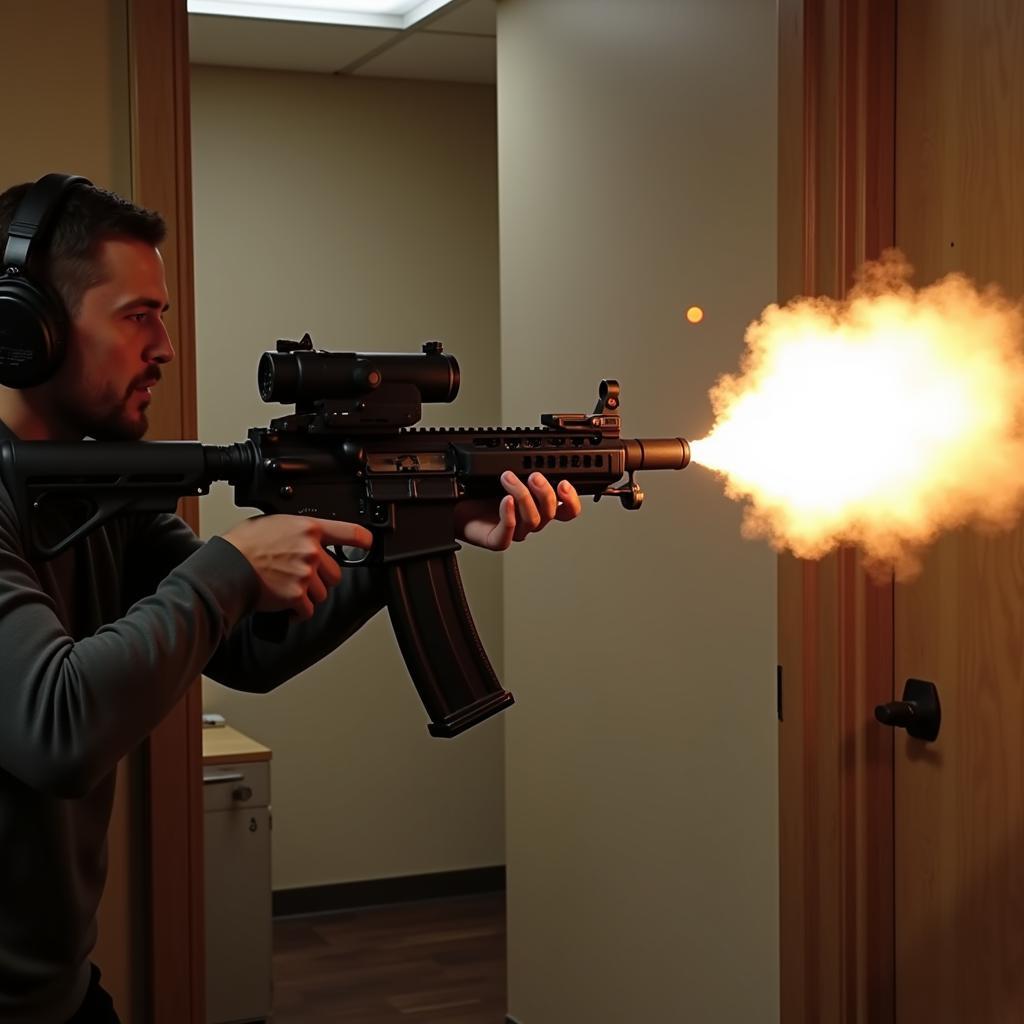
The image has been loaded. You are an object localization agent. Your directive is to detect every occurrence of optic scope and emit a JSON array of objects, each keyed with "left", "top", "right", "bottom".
[{"left": 259, "top": 335, "right": 460, "bottom": 405}]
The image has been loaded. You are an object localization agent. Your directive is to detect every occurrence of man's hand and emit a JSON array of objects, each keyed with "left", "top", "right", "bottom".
[
  {"left": 221, "top": 515, "right": 373, "bottom": 620},
  {"left": 455, "top": 471, "right": 583, "bottom": 551}
]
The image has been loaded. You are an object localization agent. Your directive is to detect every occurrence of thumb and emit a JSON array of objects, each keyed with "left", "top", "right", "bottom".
[{"left": 315, "top": 519, "right": 374, "bottom": 549}]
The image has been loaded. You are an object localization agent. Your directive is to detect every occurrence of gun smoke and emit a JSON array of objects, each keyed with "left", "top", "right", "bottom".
[{"left": 690, "top": 250, "right": 1024, "bottom": 578}]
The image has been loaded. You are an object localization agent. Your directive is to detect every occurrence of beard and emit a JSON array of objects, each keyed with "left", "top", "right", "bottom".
[
  {"left": 59, "top": 375, "right": 155, "bottom": 441},
  {"left": 86, "top": 402, "right": 150, "bottom": 441}
]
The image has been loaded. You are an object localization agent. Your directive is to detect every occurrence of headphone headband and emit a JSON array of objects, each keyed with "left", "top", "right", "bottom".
[{"left": 2, "top": 173, "right": 92, "bottom": 272}]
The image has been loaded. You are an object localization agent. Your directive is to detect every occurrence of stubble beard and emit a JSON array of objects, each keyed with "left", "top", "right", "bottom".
[
  {"left": 65, "top": 381, "right": 150, "bottom": 441},
  {"left": 87, "top": 402, "right": 149, "bottom": 441}
]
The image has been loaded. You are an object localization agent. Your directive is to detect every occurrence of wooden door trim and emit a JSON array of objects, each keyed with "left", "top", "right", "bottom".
[
  {"left": 778, "top": 1, "right": 896, "bottom": 1020},
  {"left": 127, "top": 2, "right": 205, "bottom": 1021}
]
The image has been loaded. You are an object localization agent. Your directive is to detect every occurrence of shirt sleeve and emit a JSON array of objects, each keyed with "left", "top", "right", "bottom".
[
  {"left": 122, "top": 511, "right": 389, "bottom": 695},
  {"left": 0, "top": 493, "right": 260, "bottom": 798}
]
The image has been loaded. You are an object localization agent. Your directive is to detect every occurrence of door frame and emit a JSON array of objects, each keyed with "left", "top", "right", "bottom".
[
  {"left": 128, "top": 2, "right": 205, "bottom": 1020},
  {"left": 777, "top": 1, "right": 897, "bottom": 1020}
]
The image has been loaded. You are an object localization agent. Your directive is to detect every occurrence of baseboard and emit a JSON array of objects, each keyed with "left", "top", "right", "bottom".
[
  {"left": 273, "top": 865, "right": 506, "bottom": 918},
  {"left": 506, "top": 1017, "right": 523, "bottom": 1024}
]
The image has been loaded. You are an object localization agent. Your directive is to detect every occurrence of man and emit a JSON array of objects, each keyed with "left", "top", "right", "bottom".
[{"left": 0, "top": 177, "right": 581, "bottom": 1023}]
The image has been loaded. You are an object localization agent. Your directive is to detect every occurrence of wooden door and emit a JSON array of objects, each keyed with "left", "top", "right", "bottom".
[
  {"left": 777, "top": 1, "right": 898, "bottom": 1019},
  {"left": 893, "top": 2, "right": 1024, "bottom": 1021},
  {"left": 778, "top": 1, "right": 1024, "bottom": 1020}
]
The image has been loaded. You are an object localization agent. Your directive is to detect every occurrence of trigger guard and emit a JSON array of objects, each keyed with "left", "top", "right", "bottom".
[{"left": 337, "top": 543, "right": 372, "bottom": 566}]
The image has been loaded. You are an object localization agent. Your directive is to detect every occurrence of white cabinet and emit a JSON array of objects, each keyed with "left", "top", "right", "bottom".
[{"left": 202, "top": 730, "right": 273, "bottom": 1024}]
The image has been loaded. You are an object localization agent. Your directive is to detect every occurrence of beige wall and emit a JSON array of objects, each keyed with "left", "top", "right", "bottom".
[
  {"left": 0, "top": 2, "right": 132, "bottom": 197},
  {"left": 0, "top": 2, "right": 139, "bottom": 1016},
  {"left": 498, "top": 1, "right": 779, "bottom": 1020},
  {"left": 190, "top": 67, "right": 505, "bottom": 890}
]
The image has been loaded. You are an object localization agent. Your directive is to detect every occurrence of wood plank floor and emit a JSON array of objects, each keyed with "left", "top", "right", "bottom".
[{"left": 272, "top": 893, "right": 507, "bottom": 1023}]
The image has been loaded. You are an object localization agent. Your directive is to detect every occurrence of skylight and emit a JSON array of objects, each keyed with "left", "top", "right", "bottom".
[{"left": 187, "top": 0, "right": 458, "bottom": 30}]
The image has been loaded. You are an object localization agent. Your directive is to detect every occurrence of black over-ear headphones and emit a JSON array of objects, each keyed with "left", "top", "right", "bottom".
[{"left": 0, "top": 172, "right": 92, "bottom": 388}]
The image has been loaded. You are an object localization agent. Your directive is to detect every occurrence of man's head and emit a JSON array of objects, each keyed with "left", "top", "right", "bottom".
[{"left": 0, "top": 180, "right": 172, "bottom": 440}]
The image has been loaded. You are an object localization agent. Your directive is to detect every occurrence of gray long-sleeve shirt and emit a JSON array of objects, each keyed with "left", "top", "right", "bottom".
[{"left": 0, "top": 419, "right": 387, "bottom": 1022}]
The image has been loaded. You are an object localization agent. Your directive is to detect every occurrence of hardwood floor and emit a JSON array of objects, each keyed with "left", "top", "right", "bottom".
[{"left": 271, "top": 893, "right": 507, "bottom": 1023}]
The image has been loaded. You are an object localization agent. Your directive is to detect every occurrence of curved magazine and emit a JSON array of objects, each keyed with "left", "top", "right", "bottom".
[{"left": 385, "top": 552, "right": 514, "bottom": 737}]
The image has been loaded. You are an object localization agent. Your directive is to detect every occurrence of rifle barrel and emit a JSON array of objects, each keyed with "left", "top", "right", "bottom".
[{"left": 623, "top": 437, "right": 690, "bottom": 472}]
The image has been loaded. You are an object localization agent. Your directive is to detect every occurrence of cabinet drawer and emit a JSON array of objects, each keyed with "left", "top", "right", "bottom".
[{"left": 202, "top": 761, "right": 270, "bottom": 811}]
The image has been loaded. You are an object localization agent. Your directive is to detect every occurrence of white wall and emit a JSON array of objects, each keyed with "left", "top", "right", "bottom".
[
  {"left": 498, "top": 1, "right": 779, "bottom": 1020},
  {"left": 191, "top": 67, "right": 506, "bottom": 890}
]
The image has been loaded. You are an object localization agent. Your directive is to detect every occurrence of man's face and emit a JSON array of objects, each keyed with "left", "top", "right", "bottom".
[{"left": 52, "top": 237, "right": 173, "bottom": 441}]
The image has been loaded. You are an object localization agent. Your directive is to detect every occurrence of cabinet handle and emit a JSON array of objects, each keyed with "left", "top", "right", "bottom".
[{"left": 203, "top": 771, "right": 245, "bottom": 785}]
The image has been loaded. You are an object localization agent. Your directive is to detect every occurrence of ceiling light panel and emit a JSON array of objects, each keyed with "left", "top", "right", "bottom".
[{"left": 188, "top": 0, "right": 456, "bottom": 30}]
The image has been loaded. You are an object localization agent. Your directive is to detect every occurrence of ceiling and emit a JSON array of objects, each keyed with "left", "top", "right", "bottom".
[{"left": 188, "top": 0, "right": 497, "bottom": 83}]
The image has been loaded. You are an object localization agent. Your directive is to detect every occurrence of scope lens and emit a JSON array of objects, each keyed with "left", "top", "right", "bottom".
[{"left": 258, "top": 354, "right": 275, "bottom": 401}]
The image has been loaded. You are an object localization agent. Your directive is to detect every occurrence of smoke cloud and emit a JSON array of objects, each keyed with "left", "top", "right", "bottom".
[{"left": 690, "top": 250, "right": 1024, "bottom": 578}]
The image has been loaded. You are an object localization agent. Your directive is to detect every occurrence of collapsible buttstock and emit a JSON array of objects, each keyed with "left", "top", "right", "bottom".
[{"left": 385, "top": 553, "right": 514, "bottom": 737}]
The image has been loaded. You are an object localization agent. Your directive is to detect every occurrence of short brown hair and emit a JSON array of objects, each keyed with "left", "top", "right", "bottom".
[{"left": 0, "top": 180, "right": 166, "bottom": 318}]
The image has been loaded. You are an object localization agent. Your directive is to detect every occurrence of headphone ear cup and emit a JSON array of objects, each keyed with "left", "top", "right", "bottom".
[{"left": 0, "top": 273, "right": 67, "bottom": 388}]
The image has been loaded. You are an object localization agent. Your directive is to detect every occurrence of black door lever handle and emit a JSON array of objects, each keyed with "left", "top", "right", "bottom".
[{"left": 875, "top": 678, "right": 941, "bottom": 742}]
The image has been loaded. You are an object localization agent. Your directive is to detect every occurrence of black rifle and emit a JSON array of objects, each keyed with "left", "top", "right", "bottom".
[{"left": 0, "top": 337, "right": 690, "bottom": 737}]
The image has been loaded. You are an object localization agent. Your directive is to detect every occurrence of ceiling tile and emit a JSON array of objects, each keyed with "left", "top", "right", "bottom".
[
  {"left": 354, "top": 30, "right": 495, "bottom": 84},
  {"left": 188, "top": 14, "right": 396, "bottom": 73},
  {"left": 424, "top": 0, "right": 496, "bottom": 36}
]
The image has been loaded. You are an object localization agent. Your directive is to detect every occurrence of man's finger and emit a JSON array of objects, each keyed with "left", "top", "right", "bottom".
[
  {"left": 307, "top": 574, "right": 329, "bottom": 606},
  {"left": 502, "top": 471, "right": 542, "bottom": 535},
  {"left": 554, "top": 480, "right": 582, "bottom": 521},
  {"left": 486, "top": 494, "right": 516, "bottom": 550},
  {"left": 314, "top": 519, "right": 374, "bottom": 549},
  {"left": 528, "top": 473, "right": 559, "bottom": 523},
  {"left": 317, "top": 548, "right": 343, "bottom": 588}
]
